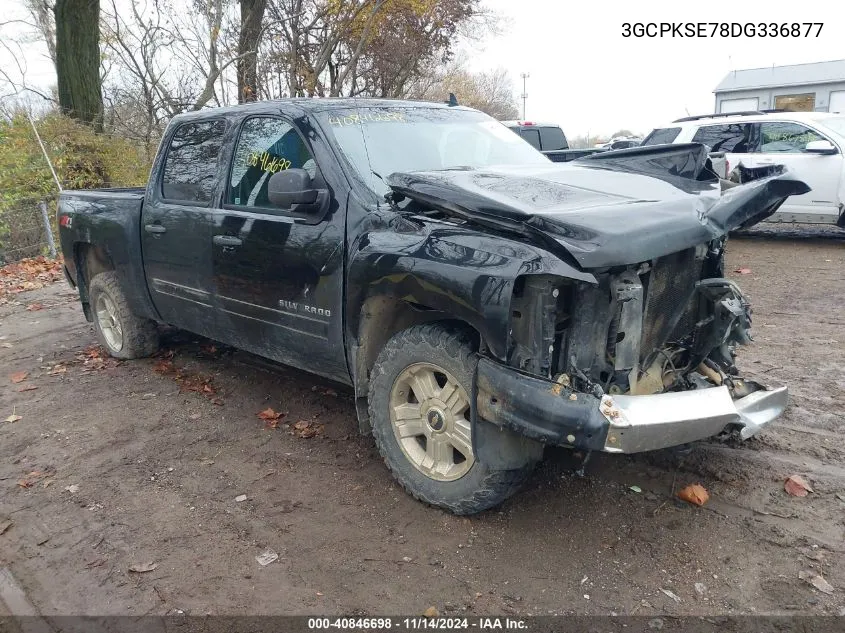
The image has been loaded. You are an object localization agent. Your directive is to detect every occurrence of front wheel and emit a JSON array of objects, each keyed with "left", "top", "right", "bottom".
[
  {"left": 368, "top": 324, "right": 533, "bottom": 514},
  {"left": 89, "top": 272, "right": 160, "bottom": 359}
]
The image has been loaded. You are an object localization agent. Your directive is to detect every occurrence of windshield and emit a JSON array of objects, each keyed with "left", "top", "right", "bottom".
[
  {"left": 816, "top": 116, "right": 845, "bottom": 139},
  {"left": 317, "top": 106, "right": 550, "bottom": 196}
]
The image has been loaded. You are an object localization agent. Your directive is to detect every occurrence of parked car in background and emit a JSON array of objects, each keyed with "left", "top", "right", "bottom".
[
  {"left": 501, "top": 120, "right": 605, "bottom": 162},
  {"left": 642, "top": 111, "right": 845, "bottom": 227},
  {"left": 598, "top": 136, "right": 643, "bottom": 150}
]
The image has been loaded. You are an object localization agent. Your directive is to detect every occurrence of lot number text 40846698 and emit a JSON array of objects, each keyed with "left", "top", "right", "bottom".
[{"left": 622, "top": 22, "right": 824, "bottom": 38}]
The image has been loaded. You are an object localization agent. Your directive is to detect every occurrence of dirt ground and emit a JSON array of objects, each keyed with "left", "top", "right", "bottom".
[{"left": 1, "top": 228, "right": 844, "bottom": 618}]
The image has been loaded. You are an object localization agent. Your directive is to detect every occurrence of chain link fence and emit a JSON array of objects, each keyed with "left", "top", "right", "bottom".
[{"left": 0, "top": 196, "right": 58, "bottom": 264}]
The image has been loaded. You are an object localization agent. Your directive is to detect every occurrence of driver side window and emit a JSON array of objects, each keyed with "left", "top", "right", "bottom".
[{"left": 228, "top": 117, "right": 316, "bottom": 208}]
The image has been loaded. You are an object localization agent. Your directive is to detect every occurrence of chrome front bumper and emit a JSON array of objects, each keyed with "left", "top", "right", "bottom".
[{"left": 601, "top": 385, "right": 788, "bottom": 453}]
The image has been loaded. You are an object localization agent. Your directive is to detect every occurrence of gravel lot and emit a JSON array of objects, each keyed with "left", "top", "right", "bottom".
[{"left": 1, "top": 228, "right": 844, "bottom": 618}]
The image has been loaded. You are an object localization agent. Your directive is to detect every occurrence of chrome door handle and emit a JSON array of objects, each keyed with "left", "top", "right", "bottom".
[
  {"left": 144, "top": 224, "right": 167, "bottom": 234},
  {"left": 213, "top": 235, "right": 243, "bottom": 247}
]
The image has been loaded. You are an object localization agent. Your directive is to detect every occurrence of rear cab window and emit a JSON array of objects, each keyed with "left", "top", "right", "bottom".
[
  {"left": 691, "top": 123, "right": 754, "bottom": 153},
  {"left": 641, "top": 127, "right": 681, "bottom": 146},
  {"left": 519, "top": 128, "right": 541, "bottom": 149},
  {"left": 161, "top": 119, "right": 227, "bottom": 204},
  {"left": 538, "top": 126, "right": 568, "bottom": 151}
]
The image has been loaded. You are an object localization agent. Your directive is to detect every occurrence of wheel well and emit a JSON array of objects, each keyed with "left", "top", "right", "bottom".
[
  {"left": 353, "top": 296, "right": 481, "bottom": 433},
  {"left": 74, "top": 243, "right": 115, "bottom": 321}
]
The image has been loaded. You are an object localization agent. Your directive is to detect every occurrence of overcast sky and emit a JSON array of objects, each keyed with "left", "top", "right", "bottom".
[
  {"left": 467, "top": 0, "right": 843, "bottom": 137},
  {"left": 1, "top": 0, "right": 842, "bottom": 137}
]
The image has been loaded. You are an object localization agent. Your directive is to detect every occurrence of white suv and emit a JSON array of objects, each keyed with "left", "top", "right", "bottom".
[{"left": 643, "top": 112, "right": 845, "bottom": 227}]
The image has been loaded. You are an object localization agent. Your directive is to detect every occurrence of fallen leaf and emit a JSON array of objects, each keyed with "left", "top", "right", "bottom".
[
  {"left": 734, "top": 267, "right": 752, "bottom": 275},
  {"left": 4, "top": 414, "right": 23, "bottom": 423},
  {"left": 47, "top": 364, "right": 67, "bottom": 375},
  {"left": 9, "top": 371, "right": 28, "bottom": 383},
  {"left": 629, "top": 485, "right": 642, "bottom": 493},
  {"left": 258, "top": 408, "right": 283, "bottom": 421},
  {"left": 255, "top": 549, "right": 279, "bottom": 566},
  {"left": 677, "top": 483, "right": 709, "bottom": 506},
  {"left": 799, "top": 570, "right": 834, "bottom": 594},
  {"left": 17, "top": 479, "right": 33, "bottom": 488},
  {"left": 128, "top": 562, "right": 158, "bottom": 573},
  {"left": 292, "top": 419, "right": 322, "bottom": 438},
  {"left": 785, "top": 475, "right": 813, "bottom": 497},
  {"left": 235, "top": 494, "right": 248, "bottom": 502},
  {"left": 26, "top": 303, "right": 44, "bottom": 311},
  {"left": 660, "top": 588, "right": 682, "bottom": 603},
  {"left": 153, "top": 359, "right": 175, "bottom": 374},
  {"left": 423, "top": 607, "right": 439, "bottom": 618},
  {"left": 64, "top": 484, "right": 80, "bottom": 494},
  {"left": 17, "top": 385, "right": 38, "bottom": 392}
]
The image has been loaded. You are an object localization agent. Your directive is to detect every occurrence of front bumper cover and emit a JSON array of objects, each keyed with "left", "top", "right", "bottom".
[{"left": 475, "top": 357, "right": 787, "bottom": 454}]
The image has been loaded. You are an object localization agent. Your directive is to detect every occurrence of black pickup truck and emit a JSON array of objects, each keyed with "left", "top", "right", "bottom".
[
  {"left": 58, "top": 99, "right": 806, "bottom": 514},
  {"left": 501, "top": 120, "right": 605, "bottom": 162}
]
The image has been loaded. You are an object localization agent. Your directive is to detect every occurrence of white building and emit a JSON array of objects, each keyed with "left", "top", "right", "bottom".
[{"left": 714, "top": 59, "right": 845, "bottom": 115}]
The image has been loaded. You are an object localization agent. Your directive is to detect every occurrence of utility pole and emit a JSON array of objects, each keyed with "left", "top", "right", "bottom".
[{"left": 520, "top": 72, "right": 530, "bottom": 120}]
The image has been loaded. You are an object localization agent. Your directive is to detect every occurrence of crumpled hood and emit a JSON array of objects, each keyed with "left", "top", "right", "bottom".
[{"left": 387, "top": 144, "right": 810, "bottom": 268}]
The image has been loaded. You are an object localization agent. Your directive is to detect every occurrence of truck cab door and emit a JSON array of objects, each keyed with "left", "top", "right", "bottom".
[
  {"left": 209, "top": 115, "right": 348, "bottom": 383},
  {"left": 141, "top": 119, "right": 228, "bottom": 337}
]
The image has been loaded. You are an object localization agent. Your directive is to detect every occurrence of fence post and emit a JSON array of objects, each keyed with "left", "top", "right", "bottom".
[{"left": 38, "top": 200, "right": 57, "bottom": 258}]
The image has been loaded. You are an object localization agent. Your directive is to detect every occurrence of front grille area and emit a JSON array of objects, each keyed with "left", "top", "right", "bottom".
[{"left": 640, "top": 248, "right": 701, "bottom": 361}]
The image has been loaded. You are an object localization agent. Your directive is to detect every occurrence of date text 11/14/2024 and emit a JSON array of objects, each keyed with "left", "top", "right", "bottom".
[{"left": 307, "top": 617, "right": 528, "bottom": 630}]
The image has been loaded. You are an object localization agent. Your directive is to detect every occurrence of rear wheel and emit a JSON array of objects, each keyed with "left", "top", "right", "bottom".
[
  {"left": 89, "top": 272, "right": 159, "bottom": 359},
  {"left": 368, "top": 324, "right": 533, "bottom": 514}
]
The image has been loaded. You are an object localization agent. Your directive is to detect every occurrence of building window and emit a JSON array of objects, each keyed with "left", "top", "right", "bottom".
[
  {"left": 719, "top": 97, "right": 759, "bottom": 114},
  {"left": 774, "top": 94, "right": 815, "bottom": 112}
]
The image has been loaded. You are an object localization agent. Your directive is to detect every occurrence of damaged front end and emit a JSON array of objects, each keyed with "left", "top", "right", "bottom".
[
  {"left": 388, "top": 144, "right": 806, "bottom": 454},
  {"left": 476, "top": 245, "right": 789, "bottom": 454}
]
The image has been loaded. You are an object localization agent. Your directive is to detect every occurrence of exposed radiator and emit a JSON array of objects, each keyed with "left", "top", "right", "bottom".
[{"left": 640, "top": 248, "right": 701, "bottom": 362}]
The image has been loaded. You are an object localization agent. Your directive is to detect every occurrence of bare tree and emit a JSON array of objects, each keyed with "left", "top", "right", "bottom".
[
  {"left": 237, "top": 0, "right": 267, "bottom": 102},
  {"left": 23, "top": 0, "right": 57, "bottom": 63},
  {"left": 55, "top": 0, "right": 103, "bottom": 129},
  {"left": 410, "top": 62, "right": 518, "bottom": 119}
]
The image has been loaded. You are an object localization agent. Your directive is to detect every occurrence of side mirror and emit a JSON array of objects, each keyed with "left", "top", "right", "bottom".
[
  {"left": 268, "top": 169, "right": 319, "bottom": 209},
  {"left": 805, "top": 140, "right": 838, "bottom": 155}
]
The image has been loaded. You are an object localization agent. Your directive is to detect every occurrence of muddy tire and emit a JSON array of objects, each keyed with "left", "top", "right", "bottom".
[
  {"left": 89, "top": 272, "right": 159, "bottom": 359},
  {"left": 368, "top": 324, "right": 532, "bottom": 515}
]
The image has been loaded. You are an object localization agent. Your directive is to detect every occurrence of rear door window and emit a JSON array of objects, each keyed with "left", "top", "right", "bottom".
[
  {"left": 641, "top": 127, "right": 681, "bottom": 146},
  {"left": 691, "top": 124, "right": 753, "bottom": 153},
  {"left": 757, "top": 122, "right": 824, "bottom": 153},
  {"left": 161, "top": 120, "right": 227, "bottom": 204},
  {"left": 538, "top": 126, "right": 567, "bottom": 150},
  {"left": 519, "top": 128, "right": 542, "bottom": 150}
]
